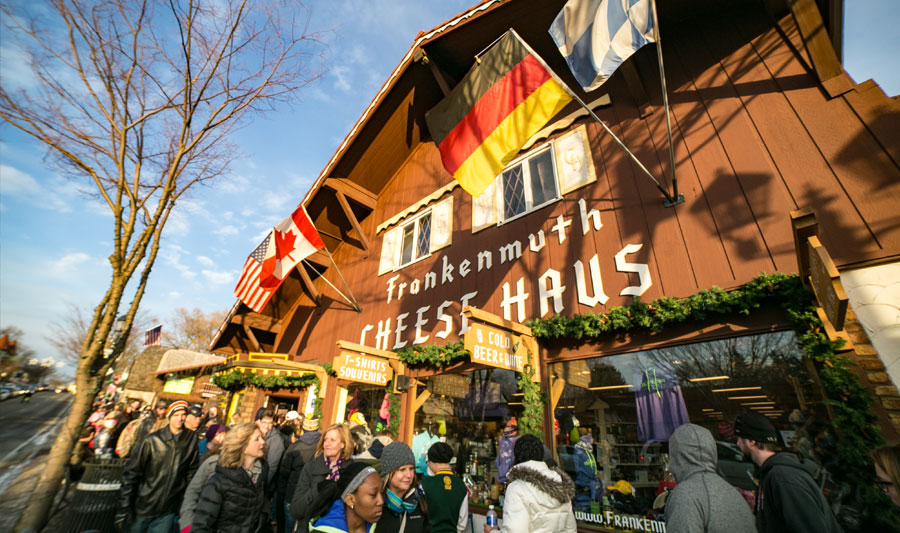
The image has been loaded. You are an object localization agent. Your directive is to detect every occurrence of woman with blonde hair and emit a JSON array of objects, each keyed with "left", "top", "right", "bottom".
[
  {"left": 192, "top": 423, "right": 268, "bottom": 532},
  {"left": 291, "top": 423, "right": 354, "bottom": 533},
  {"left": 873, "top": 444, "right": 900, "bottom": 506},
  {"left": 377, "top": 442, "right": 428, "bottom": 533}
]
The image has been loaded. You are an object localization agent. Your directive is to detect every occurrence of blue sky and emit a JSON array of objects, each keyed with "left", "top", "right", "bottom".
[{"left": 1, "top": 1, "right": 897, "bottom": 376}]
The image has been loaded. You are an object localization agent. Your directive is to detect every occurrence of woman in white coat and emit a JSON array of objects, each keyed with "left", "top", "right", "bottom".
[{"left": 485, "top": 434, "right": 577, "bottom": 533}]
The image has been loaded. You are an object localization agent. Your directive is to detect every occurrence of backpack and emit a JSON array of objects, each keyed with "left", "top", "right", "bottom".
[{"left": 115, "top": 417, "right": 143, "bottom": 457}]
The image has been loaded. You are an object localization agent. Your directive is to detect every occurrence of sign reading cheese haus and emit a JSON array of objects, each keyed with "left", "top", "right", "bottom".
[{"left": 334, "top": 351, "right": 393, "bottom": 386}]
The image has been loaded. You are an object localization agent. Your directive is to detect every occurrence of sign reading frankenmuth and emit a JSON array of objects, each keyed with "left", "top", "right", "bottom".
[{"left": 334, "top": 351, "right": 393, "bottom": 386}]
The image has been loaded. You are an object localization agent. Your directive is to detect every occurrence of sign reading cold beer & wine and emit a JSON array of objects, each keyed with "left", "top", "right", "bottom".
[
  {"left": 464, "top": 322, "right": 532, "bottom": 373},
  {"left": 334, "top": 351, "right": 393, "bottom": 386}
]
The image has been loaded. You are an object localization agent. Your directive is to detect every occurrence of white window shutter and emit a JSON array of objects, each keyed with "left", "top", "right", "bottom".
[
  {"left": 378, "top": 226, "right": 399, "bottom": 275},
  {"left": 430, "top": 196, "right": 453, "bottom": 251},
  {"left": 471, "top": 177, "right": 498, "bottom": 233},
  {"left": 554, "top": 125, "right": 597, "bottom": 195}
]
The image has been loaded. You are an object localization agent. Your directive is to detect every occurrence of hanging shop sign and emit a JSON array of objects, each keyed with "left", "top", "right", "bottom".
[
  {"left": 163, "top": 376, "right": 195, "bottom": 395},
  {"left": 462, "top": 307, "right": 539, "bottom": 381},
  {"left": 807, "top": 236, "right": 848, "bottom": 331},
  {"left": 334, "top": 351, "right": 393, "bottom": 386},
  {"left": 550, "top": 360, "right": 591, "bottom": 388},
  {"left": 430, "top": 374, "right": 469, "bottom": 398}
]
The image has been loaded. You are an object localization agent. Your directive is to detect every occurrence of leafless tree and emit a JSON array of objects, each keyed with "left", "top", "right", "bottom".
[
  {"left": 163, "top": 306, "right": 229, "bottom": 352},
  {"left": 0, "top": 1, "right": 327, "bottom": 528},
  {"left": 45, "top": 302, "right": 156, "bottom": 369}
]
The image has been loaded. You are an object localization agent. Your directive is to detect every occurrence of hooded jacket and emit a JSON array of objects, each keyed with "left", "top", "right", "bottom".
[
  {"left": 291, "top": 454, "right": 332, "bottom": 533},
  {"left": 666, "top": 424, "right": 756, "bottom": 533},
  {"left": 500, "top": 460, "right": 577, "bottom": 533},
  {"left": 755, "top": 452, "right": 840, "bottom": 533},
  {"left": 118, "top": 425, "right": 199, "bottom": 519}
]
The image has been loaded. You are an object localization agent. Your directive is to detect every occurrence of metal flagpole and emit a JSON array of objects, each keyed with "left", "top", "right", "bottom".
[
  {"left": 301, "top": 252, "right": 362, "bottom": 313},
  {"left": 566, "top": 89, "right": 677, "bottom": 205},
  {"left": 651, "top": 0, "right": 684, "bottom": 207}
]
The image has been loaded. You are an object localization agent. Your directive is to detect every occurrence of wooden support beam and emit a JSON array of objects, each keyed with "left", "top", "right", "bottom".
[
  {"left": 550, "top": 377, "right": 566, "bottom": 411},
  {"left": 243, "top": 324, "right": 262, "bottom": 352},
  {"left": 413, "top": 389, "right": 431, "bottom": 413},
  {"left": 334, "top": 189, "right": 370, "bottom": 251},
  {"left": 235, "top": 312, "right": 282, "bottom": 334},
  {"left": 787, "top": 0, "right": 853, "bottom": 97},
  {"left": 295, "top": 264, "right": 320, "bottom": 304},
  {"left": 462, "top": 306, "right": 533, "bottom": 336},
  {"left": 336, "top": 340, "right": 399, "bottom": 360},
  {"left": 323, "top": 178, "right": 377, "bottom": 210},
  {"left": 414, "top": 48, "right": 452, "bottom": 97}
]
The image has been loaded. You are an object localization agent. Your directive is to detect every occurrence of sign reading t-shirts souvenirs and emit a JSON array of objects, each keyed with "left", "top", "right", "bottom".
[{"left": 334, "top": 351, "right": 393, "bottom": 386}]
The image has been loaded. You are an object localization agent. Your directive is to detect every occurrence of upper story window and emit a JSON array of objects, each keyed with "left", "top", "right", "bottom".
[
  {"left": 473, "top": 124, "right": 597, "bottom": 232},
  {"left": 378, "top": 193, "right": 453, "bottom": 275}
]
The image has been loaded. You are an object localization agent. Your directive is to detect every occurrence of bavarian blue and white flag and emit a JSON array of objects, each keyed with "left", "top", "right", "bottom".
[{"left": 549, "top": 0, "right": 655, "bottom": 91}]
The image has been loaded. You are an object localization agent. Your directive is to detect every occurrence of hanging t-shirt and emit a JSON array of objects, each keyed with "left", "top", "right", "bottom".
[
  {"left": 633, "top": 364, "right": 689, "bottom": 442},
  {"left": 412, "top": 430, "right": 440, "bottom": 474}
]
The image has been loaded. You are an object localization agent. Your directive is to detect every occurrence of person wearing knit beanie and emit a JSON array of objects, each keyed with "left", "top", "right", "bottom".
[{"left": 378, "top": 442, "right": 427, "bottom": 533}]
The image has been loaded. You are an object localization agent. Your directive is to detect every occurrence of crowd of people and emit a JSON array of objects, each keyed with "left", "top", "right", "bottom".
[{"left": 79, "top": 394, "right": 900, "bottom": 533}]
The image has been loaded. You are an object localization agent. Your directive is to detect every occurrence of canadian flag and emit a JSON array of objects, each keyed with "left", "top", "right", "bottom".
[{"left": 234, "top": 205, "right": 325, "bottom": 312}]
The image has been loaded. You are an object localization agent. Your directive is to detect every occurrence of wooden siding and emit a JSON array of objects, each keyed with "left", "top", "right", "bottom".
[{"left": 216, "top": 1, "right": 899, "bottom": 359}]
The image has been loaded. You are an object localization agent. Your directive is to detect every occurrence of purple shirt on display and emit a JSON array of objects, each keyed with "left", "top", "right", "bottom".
[{"left": 633, "top": 365, "right": 690, "bottom": 442}]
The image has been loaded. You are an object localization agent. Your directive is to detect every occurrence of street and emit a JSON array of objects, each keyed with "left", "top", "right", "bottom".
[{"left": 0, "top": 392, "right": 72, "bottom": 498}]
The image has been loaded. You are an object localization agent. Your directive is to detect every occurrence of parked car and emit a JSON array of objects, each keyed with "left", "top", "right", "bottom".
[
  {"left": 0, "top": 385, "right": 14, "bottom": 401},
  {"left": 716, "top": 441, "right": 756, "bottom": 490}
]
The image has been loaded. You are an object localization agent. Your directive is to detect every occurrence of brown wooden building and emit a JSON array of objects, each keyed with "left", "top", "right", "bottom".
[{"left": 211, "top": 0, "right": 899, "bottom": 529}]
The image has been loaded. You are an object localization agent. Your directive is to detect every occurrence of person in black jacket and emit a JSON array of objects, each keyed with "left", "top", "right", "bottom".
[
  {"left": 735, "top": 412, "right": 840, "bottom": 533},
  {"left": 192, "top": 422, "right": 269, "bottom": 533},
  {"left": 279, "top": 425, "right": 306, "bottom": 533},
  {"left": 378, "top": 442, "right": 429, "bottom": 533},
  {"left": 117, "top": 400, "right": 199, "bottom": 532},
  {"left": 290, "top": 423, "right": 354, "bottom": 533}
]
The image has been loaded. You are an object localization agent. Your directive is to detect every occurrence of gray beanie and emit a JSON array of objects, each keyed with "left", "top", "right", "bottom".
[{"left": 380, "top": 441, "right": 415, "bottom": 476}]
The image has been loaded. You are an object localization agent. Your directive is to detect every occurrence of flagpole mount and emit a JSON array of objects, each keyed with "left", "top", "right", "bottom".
[{"left": 663, "top": 193, "right": 684, "bottom": 208}]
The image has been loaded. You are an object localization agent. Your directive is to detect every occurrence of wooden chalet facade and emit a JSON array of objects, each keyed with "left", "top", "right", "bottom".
[{"left": 211, "top": 0, "right": 899, "bottom": 529}]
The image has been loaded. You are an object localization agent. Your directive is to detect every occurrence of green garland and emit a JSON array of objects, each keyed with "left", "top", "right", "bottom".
[
  {"left": 385, "top": 378, "right": 402, "bottom": 436},
  {"left": 395, "top": 341, "right": 468, "bottom": 367},
  {"left": 528, "top": 272, "right": 893, "bottom": 528},
  {"left": 212, "top": 369, "right": 319, "bottom": 392},
  {"left": 517, "top": 349, "right": 543, "bottom": 438}
]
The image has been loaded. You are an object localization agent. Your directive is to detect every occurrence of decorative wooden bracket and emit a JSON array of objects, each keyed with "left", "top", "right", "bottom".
[
  {"left": 413, "top": 389, "right": 432, "bottom": 412},
  {"left": 242, "top": 324, "right": 262, "bottom": 352},
  {"left": 550, "top": 376, "right": 567, "bottom": 412}
]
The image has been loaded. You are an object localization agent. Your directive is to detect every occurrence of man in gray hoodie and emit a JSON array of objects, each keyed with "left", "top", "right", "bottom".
[{"left": 666, "top": 423, "right": 756, "bottom": 533}]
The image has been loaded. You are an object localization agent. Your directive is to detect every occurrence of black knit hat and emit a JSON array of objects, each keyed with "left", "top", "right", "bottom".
[
  {"left": 734, "top": 413, "right": 780, "bottom": 444},
  {"left": 514, "top": 434, "right": 544, "bottom": 464},
  {"left": 427, "top": 442, "right": 454, "bottom": 463},
  {"left": 380, "top": 441, "right": 415, "bottom": 475}
]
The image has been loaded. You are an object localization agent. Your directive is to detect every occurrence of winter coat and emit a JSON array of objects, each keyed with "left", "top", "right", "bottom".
[
  {"left": 192, "top": 459, "right": 268, "bottom": 533},
  {"left": 376, "top": 487, "right": 429, "bottom": 533},
  {"left": 280, "top": 440, "right": 308, "bottom": 503},
  {"left": 495, "top": 436, "right": 517, "bottom": 483},
  {"left": 666, "top": 424, "right": 756, "bottom": 533},
  {"left": 755, "top": 452, "right": 840, "bottom": 533},
  {"left": 291, "top": 455, "right": 332, "bottom": 533},
  {"left": 298, "top": 431, "right": 322, "bottom": 463},
  {"left": 118, "top": 426, "right": 199, "bottom": 519},
  {"left": 310, "top": 498, "right": 377, "bottom": 533},
  {"left": 179, "top": 454, "right": 220, "bottom": 530},
  {"left": 500, "top": 460, "right": 576, "bottom": 533},
  {"left": 573, "top": 441, "right": 597, "bottom": 489},
  {"left": 264, "top": 427, "right": 287, "bottom": 491}
]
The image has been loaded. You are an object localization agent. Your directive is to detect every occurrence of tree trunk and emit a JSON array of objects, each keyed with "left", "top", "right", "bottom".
[{"left": 15, "top": 368, "right": 97, "bottom": 532}]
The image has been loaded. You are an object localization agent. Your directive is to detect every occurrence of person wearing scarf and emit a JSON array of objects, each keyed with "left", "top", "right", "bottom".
[
  {"left": 291, "top": 423, "right": 354, "bottom": 533},
  {"left": 308, "top": 462, "right": 383, "bottom": 533},
  {"left": 378, "top": 442, "right": 429, "bottom": 533}
]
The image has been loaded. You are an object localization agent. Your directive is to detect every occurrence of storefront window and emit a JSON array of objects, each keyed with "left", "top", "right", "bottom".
[
  {"left": 413, "top": 369, "right": 518, "bottom": 504},
  {"left": 549, "top": 330, "right": 833, "bottom": 530}
]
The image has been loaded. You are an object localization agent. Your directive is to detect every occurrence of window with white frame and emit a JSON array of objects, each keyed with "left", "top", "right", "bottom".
[
  {"left": 473, "top": 124, "right": 597, "bottom": 232},
  {"left": 378, "top": 195, "right": 453, "bottom": 275}
]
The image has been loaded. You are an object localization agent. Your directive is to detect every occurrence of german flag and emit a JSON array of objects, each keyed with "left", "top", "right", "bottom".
[{"left": 426, "top": 30, "right": 573, "bottom": 197}]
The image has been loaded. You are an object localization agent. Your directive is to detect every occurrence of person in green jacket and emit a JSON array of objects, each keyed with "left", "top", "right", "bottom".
[{"left": 421, "top": 442, "right": 468, "bottom": 533}]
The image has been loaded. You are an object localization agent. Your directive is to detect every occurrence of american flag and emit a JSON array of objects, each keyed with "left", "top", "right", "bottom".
[
  {"left": 233, "top": 205, "right": 325, "bottom": 313},
  {"left": 234, "top": 234, "right": 276, "bottom": 313},
  {"left": 144, "top": 324, "right": 162, "bottom": 346}
]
